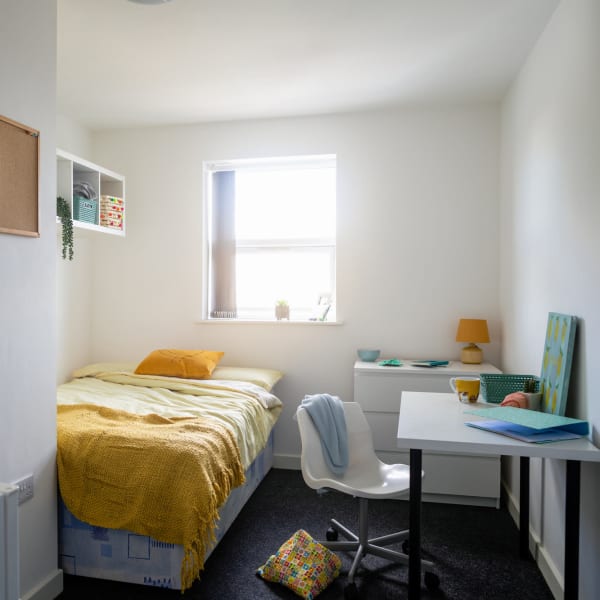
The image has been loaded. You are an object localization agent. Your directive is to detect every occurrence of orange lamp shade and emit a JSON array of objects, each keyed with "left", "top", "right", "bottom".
[{"left": 455, "top": 319, "right": 490, "bottom": 343}]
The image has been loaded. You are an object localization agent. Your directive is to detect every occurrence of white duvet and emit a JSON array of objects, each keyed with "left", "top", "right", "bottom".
[{"left": 57, "top": 363, "right": 282, "bottom": 469}]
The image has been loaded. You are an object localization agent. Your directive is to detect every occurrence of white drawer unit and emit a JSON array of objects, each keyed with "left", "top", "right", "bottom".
[{"left": 354, "top": 360, "right": 502, "bottom": 507}]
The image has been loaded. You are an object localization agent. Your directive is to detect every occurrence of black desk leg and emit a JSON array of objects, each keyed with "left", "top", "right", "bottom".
[
  {"left": 519, "top": 456, "right": 531, "bottom": 559},
  {"left": 409, "top": 449, "right": 422, "bottom": 600},
  {"left": 564, "top": 460, "right": 581, "bottom": 600}
]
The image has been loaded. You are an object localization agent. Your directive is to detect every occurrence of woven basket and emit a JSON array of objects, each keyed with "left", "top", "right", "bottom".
[
  {"left": 480, "top": 373, "right": 540, "bottom": 404},
  {"left": 73, "top": 195, "right": 98, "bottom": 224}
]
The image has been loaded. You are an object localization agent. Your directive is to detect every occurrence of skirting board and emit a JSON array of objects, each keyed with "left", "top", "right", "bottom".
[
  {"left": 21, "top": 569, "right": 63, "bottom": 600},
  {"left": 273, "top": 453, "right": 300, "bottom": 470},
  {"left": 503, "top": 481, "right": 562, "bottom": 600}
]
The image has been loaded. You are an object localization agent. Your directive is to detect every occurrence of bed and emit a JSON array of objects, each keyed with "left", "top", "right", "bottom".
[{"left": 56, "top": 358, "right": 283, "bottom": 590}]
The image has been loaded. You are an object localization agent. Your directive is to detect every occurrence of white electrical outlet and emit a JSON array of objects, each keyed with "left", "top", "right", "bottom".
[{"left": 15, "top": 474, "right": 34, "bottom": 504}]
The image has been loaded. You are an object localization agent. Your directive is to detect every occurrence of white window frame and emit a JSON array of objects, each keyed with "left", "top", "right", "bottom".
[{"left": 202, "top": 154, "right": 336, "bottom": 322}]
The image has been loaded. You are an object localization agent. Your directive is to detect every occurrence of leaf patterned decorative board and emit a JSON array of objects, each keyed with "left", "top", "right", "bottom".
[{"left": 540, "top": 312, "right": 577, "bottom": 416}]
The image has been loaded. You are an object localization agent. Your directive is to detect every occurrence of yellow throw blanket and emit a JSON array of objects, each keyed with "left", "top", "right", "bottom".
[{"left": 57, "top": 404, "right": 245, "bottom": 590}]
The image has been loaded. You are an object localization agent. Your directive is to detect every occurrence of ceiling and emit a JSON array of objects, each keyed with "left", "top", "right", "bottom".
[{"left": 56, "top": 0, "right": 559, "bottom": 131}]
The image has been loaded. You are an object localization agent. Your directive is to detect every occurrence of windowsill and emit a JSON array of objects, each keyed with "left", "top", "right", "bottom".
[{"left": 196, "top": 318, "right": 343, "bottom": 326}]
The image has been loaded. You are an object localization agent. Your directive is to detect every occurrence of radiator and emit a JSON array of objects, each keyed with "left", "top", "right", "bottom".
[{"left": 0, "top": 484, "right": 19, "bottom": 600}]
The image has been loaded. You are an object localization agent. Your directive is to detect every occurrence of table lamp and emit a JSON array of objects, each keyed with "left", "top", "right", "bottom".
[{"left": 456, "top": 318, "right": 490, "bottom": 364}]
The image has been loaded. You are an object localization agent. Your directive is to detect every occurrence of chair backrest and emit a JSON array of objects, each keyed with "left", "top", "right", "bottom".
[{"left": 297, "top": 401, "right": 380, "bottom": 490}]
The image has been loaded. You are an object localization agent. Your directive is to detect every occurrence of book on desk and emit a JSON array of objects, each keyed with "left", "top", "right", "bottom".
[
  {"left": 410, "top": 360, "right": 449, "bottom": 368},
  {"left": 465, "top": 406, "right": 589, "bottom": 444}
]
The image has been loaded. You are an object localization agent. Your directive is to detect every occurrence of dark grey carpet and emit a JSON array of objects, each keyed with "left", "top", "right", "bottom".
[{"left": 57, "top": 468, "right": 553, "bottom": 599}]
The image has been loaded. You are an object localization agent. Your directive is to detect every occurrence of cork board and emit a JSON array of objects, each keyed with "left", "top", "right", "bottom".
[{"left": 0, "top": 114, "right": 40, "bottom": 237}]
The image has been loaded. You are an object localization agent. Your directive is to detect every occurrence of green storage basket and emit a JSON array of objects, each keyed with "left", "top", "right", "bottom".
[
  {"left": 480, "top": 373, "right": 540, "bottom": 404},
  {"left": 73, "top": 195, "right": 98, "bottom": 224}
]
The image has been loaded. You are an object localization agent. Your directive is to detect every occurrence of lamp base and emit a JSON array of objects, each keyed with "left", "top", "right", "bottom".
[{"left": 461, "top": 344, "right": 483, "bottom": 364}]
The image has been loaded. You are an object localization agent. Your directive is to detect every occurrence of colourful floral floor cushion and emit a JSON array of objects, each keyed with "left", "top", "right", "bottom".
[{"left": 257, "top": 529, "right": 341, "bottom": 599}]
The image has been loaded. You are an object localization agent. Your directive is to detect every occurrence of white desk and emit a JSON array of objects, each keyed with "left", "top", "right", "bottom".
[{"left": 397, "top": 391, "right": 600, "bottom": 600}]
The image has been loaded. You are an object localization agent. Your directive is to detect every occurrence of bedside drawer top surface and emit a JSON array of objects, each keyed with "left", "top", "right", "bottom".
[{"left": 354, "top": 360, "right": 501, "bottom": 376}]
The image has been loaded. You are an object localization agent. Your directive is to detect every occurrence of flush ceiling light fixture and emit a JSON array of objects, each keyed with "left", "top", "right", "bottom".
[{"left": 128, "top": 0, "right": 173, "bottom": 5}]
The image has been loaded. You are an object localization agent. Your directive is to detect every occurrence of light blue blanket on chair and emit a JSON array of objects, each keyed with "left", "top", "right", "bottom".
[{"left": 301, "top": 393, "right": 349, "bottom": 475}]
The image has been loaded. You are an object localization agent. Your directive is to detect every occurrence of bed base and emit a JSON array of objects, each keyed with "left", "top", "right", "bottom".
[{"left": 58, "top": 431, "right": 274, "bottom": 589}]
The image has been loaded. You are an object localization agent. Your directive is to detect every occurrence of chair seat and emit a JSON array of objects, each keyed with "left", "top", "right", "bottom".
[{"left": 311, "top": 459, "right": 412, "bottom": 500}]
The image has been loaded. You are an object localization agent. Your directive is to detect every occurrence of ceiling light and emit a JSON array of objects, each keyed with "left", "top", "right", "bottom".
[{"left": 128, "top": 0, "right": 173, "bottom": 5}]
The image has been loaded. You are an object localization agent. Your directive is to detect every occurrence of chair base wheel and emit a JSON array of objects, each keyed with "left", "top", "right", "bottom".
[
  {"left": 326, "top": 526, "right": 339, "bottom": 541},
  {"left": 344, "top": 582, "right": 358, "bottom": 600},
  {"left": 424, "top": 571, "right": 440, "bottom": 591}
]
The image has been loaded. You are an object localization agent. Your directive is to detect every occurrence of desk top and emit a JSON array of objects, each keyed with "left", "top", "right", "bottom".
[{"left": 397, "top": 392, "right": 600, "bottom": 462}]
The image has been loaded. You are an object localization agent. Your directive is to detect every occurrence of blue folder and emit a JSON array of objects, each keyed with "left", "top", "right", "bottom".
[{"left": 464, "top": 406, "right": 588, "bottom": 443}]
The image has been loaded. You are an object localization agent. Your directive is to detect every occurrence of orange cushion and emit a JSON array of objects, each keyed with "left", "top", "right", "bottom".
[
  {"left": 134, "top": 349, "right": 224, "bottom": 379},
  {"left": 501, "top": 392, "right": 528, "bottom": 408}
]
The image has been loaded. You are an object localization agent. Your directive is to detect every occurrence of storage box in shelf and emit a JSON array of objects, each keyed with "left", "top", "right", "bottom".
[
  {"left": 100, "top": 195, "right": 124, "bottom": 208},
  {"left": 73, "top": 195, "right": 98, "bottom": 224},
  {"left": 99, "top": 213, "right": 123, "bottom": 230},
  {"left": 480, "top": 373, "right": 540, "bottom": 404},
  {"left": 100, "top": 195, "right": 124, "bottom": 230}
]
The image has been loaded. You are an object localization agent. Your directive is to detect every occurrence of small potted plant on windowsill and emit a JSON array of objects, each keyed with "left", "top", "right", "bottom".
[{"left": 275, "top": 300, "right": 289, "bottom": 320}]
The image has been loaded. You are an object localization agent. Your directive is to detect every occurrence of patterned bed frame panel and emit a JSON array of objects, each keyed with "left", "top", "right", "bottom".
[{"left": 58, "top": 431, "right": 275, "bottom": 589}]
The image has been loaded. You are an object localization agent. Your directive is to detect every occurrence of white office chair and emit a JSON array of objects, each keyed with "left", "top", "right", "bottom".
[{"left": 297, "top": 401, "right": 438, "bottom": 599}]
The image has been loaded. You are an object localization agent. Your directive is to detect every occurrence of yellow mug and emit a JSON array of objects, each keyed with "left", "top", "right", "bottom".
[{"left": 449, "top": 377, "right": 480, "bottom": 403}]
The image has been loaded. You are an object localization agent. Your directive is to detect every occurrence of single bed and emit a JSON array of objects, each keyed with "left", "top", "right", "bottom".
[{"left": 56, "top": 360, "right": 283, "bottom": 590}]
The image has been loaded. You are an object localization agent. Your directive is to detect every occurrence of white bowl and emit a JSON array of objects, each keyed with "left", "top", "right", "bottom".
[{"left": 357, "top": 349, "right": 381, "bottom": 362}]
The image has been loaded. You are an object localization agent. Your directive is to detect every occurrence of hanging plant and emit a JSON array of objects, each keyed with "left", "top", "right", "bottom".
[{"left": 56, "top": 196, "right": 74, "bottom": 260}]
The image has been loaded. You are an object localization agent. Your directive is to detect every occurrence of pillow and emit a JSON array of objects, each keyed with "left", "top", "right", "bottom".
[
  {"left": 72, "top": 362, "right": 137, "bottom": 379},
  {"left": 257, "top": 529, "right": 341, "bottom": 599},
  {"left": 134, "top": 349, "right": 224, "bottom": 379},
  {"left": 210, "top": 366, "right": 283, "bottom": 391}
]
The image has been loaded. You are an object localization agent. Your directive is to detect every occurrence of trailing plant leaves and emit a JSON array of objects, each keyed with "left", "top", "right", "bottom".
[{"left": 57, "top": 196, "right": 74, "bottom": 260}]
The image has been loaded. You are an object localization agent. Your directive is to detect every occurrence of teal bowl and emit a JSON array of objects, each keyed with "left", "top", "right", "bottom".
[{"left": 357, "top": 349, "right": 381, "bottom": 362}]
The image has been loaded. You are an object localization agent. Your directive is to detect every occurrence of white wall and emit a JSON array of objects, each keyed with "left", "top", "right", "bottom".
[
  {"left": 0, "top": 1, "right": 62, "bottom": 599},
  {"left": 84, "top": 106, "right": 501, "bottom": 462},
  {"left": 56, "top": 114, "right": 92, "bottom": 158},
  {"left": 56, "top": 116, "right": 95, "bottom": 383},
  {"left": 501, "top": 0, "right": 600, "bottom": 597}
]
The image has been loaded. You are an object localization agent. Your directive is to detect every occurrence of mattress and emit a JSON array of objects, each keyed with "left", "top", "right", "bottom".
[{"left": 58, "top": 431, "right": 274, "bottom": 588}]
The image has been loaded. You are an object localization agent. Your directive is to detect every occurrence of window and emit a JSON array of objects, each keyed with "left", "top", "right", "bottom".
[{"left": 204, "top": 155, "right": 336, "bottom": 322}]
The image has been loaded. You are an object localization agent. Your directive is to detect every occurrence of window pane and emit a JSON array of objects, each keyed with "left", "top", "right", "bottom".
[
  {"left": 236, "top": 248, "right": 333, "bottom": 319},
  {"left": 235, "top": 167, "right": 336, "bottom": 240}
]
